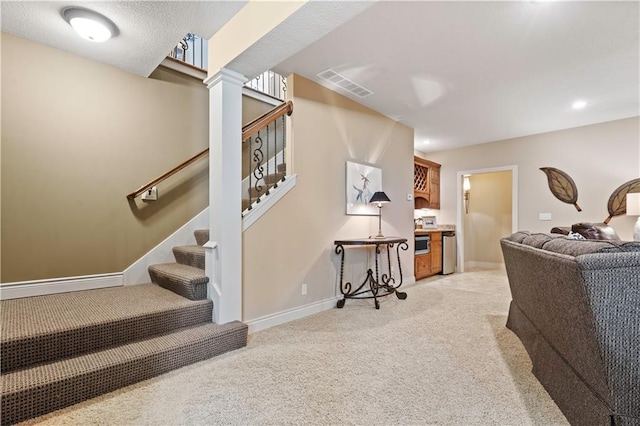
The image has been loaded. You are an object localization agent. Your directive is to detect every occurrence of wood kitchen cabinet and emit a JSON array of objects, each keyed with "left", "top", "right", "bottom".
[
  {"left": 414, "top": 156, "right": 441, "bottom": 210},
  {"left": 415, "top": 253, "right": 432, "bottom": 280},
  {"left": 430, "top": 232, "right": 442, "bottom": 274},
  {"left": 414, "top": 231, "right": 442, "bottom": 279}
]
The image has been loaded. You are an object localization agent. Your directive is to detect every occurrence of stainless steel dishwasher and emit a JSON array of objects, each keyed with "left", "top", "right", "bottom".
[{"left": 442, "top": 231, "right": 457, "bottom": 274}]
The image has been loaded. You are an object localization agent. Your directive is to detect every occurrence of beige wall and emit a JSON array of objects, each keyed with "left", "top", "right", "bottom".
[
  {"left": 423, "top": 117, "right": 640, "bottom": 242},
  {"left": 242, "top": 75, "right": 414, "bottom": 321},
  {"left": 463, "top": 171, "right": 512, "bottom": 265},
  {"left": 1, "top": 33, "right": 210, "bottom": 282}
]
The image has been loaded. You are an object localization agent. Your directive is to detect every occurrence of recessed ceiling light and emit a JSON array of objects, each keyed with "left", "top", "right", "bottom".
[
  {"left": 62, "top": 7, "right": 119, "bottom": 42},
  {"left": 572, "top": 100, "right": 588, "bottom": 110},
  {"left": 423, "top": 140, "right": 430, "bottom": 145}
]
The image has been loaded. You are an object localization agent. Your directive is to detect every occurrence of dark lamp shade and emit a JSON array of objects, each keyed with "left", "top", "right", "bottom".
[{"left": 370, "top": 191, "right": 391, "bottom": 203}]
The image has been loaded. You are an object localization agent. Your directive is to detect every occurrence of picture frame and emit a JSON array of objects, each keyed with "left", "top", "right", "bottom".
[
  {"left": 345, "top": 161, "right": 382, "bottom": 215},
  {"left": 422, "top": 215, "right": 438, "bottom": 229}
]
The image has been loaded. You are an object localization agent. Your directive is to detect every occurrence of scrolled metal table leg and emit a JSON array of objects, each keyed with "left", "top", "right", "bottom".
[
  {"left": 394, "top": 241, "right": 409, "bottom": 300},
  {"left": 335, "top": 244, "right": 348, "bottom": 308}
]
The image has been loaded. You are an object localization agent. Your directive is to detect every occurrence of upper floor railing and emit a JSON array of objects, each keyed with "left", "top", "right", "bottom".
[{"left": 168, "top": 33, "right": 286, "bottom": 101}]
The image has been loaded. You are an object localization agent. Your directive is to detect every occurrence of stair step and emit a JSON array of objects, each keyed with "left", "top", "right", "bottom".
[
  {"left": 248, "top": 186, "right": 268, "bottom": 199},
  {"left": 1, "top": 321, "right": 248, "bottom": 425},
  {"left": 264, "top": 172, "right": 285, "bottom": 185},
  {"left": 242, "top": 199, "right": 251, "bottom": 211},
  {"left": 173, "top": 245, "right": 205, "bottom": 270},
  {"left": 0, "top": 284, "right": 212, "bottom": 374},
  {"left": 277, "top": 163, "right": 286, "bottom": 173},
  {"left": 194, "top": 229, "right": 208, "bottom": 246},
  {"left": 149, "top": 263, "right": 208, "bottom": 300}
]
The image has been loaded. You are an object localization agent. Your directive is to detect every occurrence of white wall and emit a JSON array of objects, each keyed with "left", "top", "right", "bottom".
[{"left": 422, "top": 117, "right": 640, "bottom": 241}]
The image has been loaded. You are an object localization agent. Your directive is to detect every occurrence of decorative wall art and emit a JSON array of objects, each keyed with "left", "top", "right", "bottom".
[
  {"left": 346, "top": 161, "right": 382, "bottom": 215},
  {"left": 540, "top": 167, "right": 582, "bottom": 211},
  {"left": 603, "top": 178, "right": 640, "bottom": 223}
]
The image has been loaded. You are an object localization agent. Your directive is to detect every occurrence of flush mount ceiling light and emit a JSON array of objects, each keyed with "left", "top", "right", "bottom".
[
  {"left": 62, "top": 7, "right": 119, "bottom": 42},
  {"left": 572, "top": 100, "right": 588, "bottom": 110}
]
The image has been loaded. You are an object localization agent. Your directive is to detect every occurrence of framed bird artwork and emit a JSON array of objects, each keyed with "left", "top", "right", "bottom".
[{"left": 345, "top": 160, "right": 382, "bottom": 215}]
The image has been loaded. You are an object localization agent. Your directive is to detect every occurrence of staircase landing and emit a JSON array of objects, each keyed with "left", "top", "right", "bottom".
[{"left": 1, "top": 284, "right": 247, "bottom": 424}]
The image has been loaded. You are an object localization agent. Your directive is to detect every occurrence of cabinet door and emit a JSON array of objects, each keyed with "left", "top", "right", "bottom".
[
  {"left": 414, "top": 156, "right": 441, "bottom": 210},
  {"left": 430, "top": 233, "right": 442, "bottom": 274},
  {"left": 415, "top": 253, "right": 431, "bottom": 280},
  {"left": 414, "top": 160, "right": 430, "bottom": 205},
  {"left": 429, "top": 166, "right": 440, "bottom": 209}
]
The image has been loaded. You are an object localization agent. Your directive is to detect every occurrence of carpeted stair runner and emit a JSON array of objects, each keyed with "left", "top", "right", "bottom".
[
  {"left": 148, "top": 263, "right": 208, "bottom": 300},
  {"left": 172, "top": 245, "right": 205, "bottom": 269},
  {"left": 1, "top": 229, "right": 248, "bottom": 424}
]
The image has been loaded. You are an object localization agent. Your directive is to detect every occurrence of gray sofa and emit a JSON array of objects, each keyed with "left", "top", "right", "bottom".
[{"left": 501, "top": 232, "right": 640, "bottom": 426}]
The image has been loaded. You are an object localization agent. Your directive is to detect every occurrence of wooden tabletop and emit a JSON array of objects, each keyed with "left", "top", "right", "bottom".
[{"left": 334, "top": 237, "right": 407, "bottom": 246}]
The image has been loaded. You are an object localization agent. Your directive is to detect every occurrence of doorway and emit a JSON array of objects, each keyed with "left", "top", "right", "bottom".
[{"left": 456, "top": 166, "right": 518, "bottom": 273}]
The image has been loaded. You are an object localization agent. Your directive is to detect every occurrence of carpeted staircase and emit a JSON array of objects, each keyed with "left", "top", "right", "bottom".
[
  {"left": 242, "top": 163, "right": 286, "bottom": 211},
  {"left": 1, "top": 229, "right": 247, "bottom": 424}
]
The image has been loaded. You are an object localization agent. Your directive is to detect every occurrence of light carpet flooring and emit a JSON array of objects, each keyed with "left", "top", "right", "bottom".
[{"left": 22, "top": 268, "right": 568, "bottom": 425}]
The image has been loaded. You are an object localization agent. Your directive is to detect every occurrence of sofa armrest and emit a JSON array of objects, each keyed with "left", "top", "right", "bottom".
[{"left": 577, "top": 252, "right": 640, "bottom": 418}]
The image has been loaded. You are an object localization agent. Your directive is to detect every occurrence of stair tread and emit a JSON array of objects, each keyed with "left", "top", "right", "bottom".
[
  {"left": 148, "top": 263, "right": 208, "bottom": 300},
  {"left": 2, "top": 322, "right": 244, "bottom": 390},
  {"left": 173, "top": 245, "right": 205, "bottom": 254},
  {"left": 1, "top": 284, "right": 212, "bottom": 373},
  {"left": 194, "top": 229, "right": 208, "bottom": 246},
  {"left": 173, "top": 245, "right": 205, "bottom": 269},
  {"left": 1, "top": 283, "right": 210, "bottom": 343},
  {"left": 149, "top": 263, "right": 207, "bottom": 282},
  {"left": 1, "top": 321, "right": 248, "bottom": 424}
]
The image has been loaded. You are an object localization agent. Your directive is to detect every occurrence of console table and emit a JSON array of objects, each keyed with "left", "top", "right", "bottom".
[{"left": 334, "top": 237, "right": 409, "bottom": 309}]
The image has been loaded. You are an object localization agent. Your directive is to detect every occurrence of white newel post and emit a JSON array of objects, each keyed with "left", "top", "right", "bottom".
[{"left": 204, "top": 68, "right": 246, "bottom": 324}]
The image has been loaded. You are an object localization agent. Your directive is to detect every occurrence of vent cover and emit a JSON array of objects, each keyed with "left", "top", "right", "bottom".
[{"left": 317, "top": 69, "right": 373, "bottom": 98}]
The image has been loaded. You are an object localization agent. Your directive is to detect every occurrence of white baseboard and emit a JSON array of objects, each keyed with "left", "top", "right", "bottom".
[
  {"left": 245, "top": 295, "right": 341, "bottom": 334},
  {"left": 0, "top": 273, "right": 123, "bottom": 300},
  {"left": 123, "top": 208, "right": 209, "bottom": 285}
]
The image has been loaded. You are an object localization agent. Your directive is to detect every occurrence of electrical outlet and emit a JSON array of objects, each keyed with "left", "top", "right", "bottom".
[
  {"left": 301, "top": 284, "right": 307, "bottom": 295},
  {"left": 539, "top": 212, "right": 552, "bottom": 221},
  {"left": 142, "top": 186, "right": 158, "bottom": 201},
  {"left": 407, "top": 193, "right": 413, "bottom": 201}
]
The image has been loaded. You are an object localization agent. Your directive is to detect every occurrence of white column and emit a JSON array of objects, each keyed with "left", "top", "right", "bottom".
[{"left": 204, "top": 68, "right": 246, "bottom": 324}]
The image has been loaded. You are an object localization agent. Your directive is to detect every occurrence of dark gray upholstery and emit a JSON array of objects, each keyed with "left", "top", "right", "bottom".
[{"left": 501, "top": 232, "right": 640, "bottom": 426}]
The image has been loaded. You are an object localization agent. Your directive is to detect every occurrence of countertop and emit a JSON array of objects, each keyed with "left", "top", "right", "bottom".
[{"left": 415, "top": 225, "right": 455, "bottom": 234}]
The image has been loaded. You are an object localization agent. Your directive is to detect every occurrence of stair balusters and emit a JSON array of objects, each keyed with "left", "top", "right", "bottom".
[{"left": 243, "top": 113, "right": 287, "bottom": 213}]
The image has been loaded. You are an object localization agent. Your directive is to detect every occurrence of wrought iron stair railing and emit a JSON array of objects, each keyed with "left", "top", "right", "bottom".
[
  {"left": 167, "top": 33, "right": 287, "bottom": 100},
  {"left": 127, "top": 101, "right": 294, "bottom": 216},
  {"left": 242, "top": 101, "right": 293, "bottom": 214}
]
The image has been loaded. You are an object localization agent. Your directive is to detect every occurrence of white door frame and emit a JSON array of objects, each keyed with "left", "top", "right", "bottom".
[{"left": 456, "top": 165, "right": 519, "bottom": 273}]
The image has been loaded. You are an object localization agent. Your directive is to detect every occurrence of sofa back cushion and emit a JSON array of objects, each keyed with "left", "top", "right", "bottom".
[{"left": 504, "top": 231, "right": 638, "bottom": 257}]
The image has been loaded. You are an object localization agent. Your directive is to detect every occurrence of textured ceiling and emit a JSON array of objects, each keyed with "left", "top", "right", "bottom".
[
  {"left": 0, "top": 1, "right": 247, "bottom": 76},
  {"left": 275, "top": 1, "right": 640, "bottom": 152}
]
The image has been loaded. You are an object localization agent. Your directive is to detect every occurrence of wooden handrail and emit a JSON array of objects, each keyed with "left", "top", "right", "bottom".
[
  {"left": 242, "top": 100, "right": 293, "bottom": 140},
  {"left": 127, "top": 100, "right": 293, "bottom": 200},
  {"left": 127, "top": 149, "right": 210, "bottom": 199}
]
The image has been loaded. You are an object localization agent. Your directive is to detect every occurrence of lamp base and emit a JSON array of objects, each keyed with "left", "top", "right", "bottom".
[
  {"left": 634, "top": 218, "right": 640, "bottom": 242},
  {"left": 372, "top": 233, "right": 386, "bottom": 239}
]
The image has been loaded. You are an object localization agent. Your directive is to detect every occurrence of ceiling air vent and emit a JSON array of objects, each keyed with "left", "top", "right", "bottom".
[{"left": 317, "top": 69, "right": 373, "bottom": 98}]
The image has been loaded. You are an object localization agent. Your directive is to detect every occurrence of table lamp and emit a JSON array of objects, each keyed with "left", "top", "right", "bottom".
[
  {"left": 627, "top": 193, "right": 640, "bottom": 241},
  {"left": 370, "top": 191, "right": 391, "bottom": 239}
]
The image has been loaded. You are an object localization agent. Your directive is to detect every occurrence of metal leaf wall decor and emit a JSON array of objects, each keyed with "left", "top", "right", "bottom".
[
  {"left": 603, "top": 178, "right": 640, "bottom": 224},
  {"left": 540, "top": 167, "right": 581, "bottom": 211}
]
